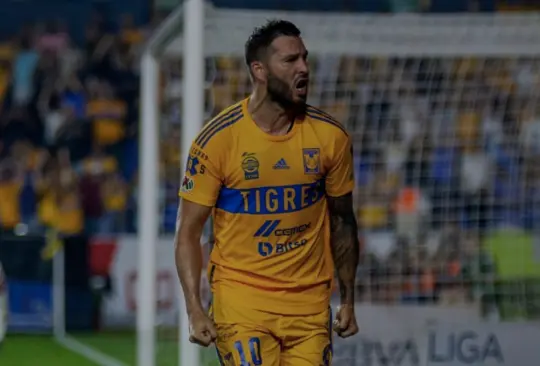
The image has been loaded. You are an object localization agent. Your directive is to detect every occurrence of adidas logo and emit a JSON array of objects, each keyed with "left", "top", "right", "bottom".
[{"left": 273, "top": 158, "right": 290, "bottom": 170}]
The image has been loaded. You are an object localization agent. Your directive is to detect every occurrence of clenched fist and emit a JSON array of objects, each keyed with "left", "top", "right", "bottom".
[
  {"left": 188, "top": 311, "right": 218, "bottom": 347},
  {"left": 333, "top": 304, "right": 359, "bottom": 338}
]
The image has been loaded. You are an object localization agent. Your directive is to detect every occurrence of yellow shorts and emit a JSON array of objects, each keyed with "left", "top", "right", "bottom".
[{"left": 210, "top": 295, "right": 333, "bottom": 366}]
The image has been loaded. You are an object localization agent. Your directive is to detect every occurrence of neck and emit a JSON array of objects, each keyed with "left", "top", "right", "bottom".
[{"left": 248, "top": 87, "right": 295, "bottom": 135}]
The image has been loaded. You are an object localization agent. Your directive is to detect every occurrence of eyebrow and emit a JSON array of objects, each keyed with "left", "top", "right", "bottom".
[{"left": 282, "top": 50, "right": 309, "bottom": 60}]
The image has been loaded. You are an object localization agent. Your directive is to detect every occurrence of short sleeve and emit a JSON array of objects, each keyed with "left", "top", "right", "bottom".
[
  {"left": 325, "top": 134, "right": 354, "bottom": 197},
  {"left": 179, "top": 142, "right": 222, "bottom": 207}
]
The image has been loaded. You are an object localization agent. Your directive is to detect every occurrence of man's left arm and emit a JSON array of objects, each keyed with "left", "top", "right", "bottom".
[
  {"left": 328, "top": 193, "right": 360, "bottom": 307},
  {"left": 325, "top": 132, "right": 360, "bottom": 338}
]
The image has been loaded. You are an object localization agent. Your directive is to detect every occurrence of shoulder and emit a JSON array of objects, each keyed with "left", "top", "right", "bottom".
[
  {"left": 304, "top": 105, "right": 349, "bottom": 140},
  {"left": 193, "top": 101, "right": 245, "bottom": 150}
]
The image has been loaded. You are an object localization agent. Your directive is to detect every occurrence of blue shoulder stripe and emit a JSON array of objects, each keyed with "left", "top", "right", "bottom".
[
  {"left": 195, "top": 105, "right": 242, "bottom": 146},
  {"left": 306, "top": 109, "right": 348, "bottom": 136},
  {"left": 307, "top": 106, "right": 344, "bottom": 125},
  {"left": 202, "top": 104, "right": 241, "bottom": 133},
  {"left": 199, "top": 112, "right": 243, "bottom": 148},
  {"left": 307, "top": 106, "right": 336, "bottom": 119}
]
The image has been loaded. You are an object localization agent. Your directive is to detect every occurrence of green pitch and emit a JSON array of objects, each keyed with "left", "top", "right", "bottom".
[
  {"left": 0, "top": 335, "right": 100, "bottom": 366},
  {"left": 0, "top": 333, "right": 219, "bottom": 366}
]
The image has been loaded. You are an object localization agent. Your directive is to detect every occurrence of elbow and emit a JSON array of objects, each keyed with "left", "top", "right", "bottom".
[
  {"left": 175, "top": 223, "right": 203, "bottom": 252},
  {"left": 175, "top": 226, "right": 190, "bottom": 252}
]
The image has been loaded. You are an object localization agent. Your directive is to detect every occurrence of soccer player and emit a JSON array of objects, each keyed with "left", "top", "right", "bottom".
[{"left": 175, "top": 20, "right": 360, "bottom": 365}]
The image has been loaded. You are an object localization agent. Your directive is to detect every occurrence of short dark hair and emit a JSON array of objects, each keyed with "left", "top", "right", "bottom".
[{"left": 245, "top": 20, "right": 301, "bottom": 73}]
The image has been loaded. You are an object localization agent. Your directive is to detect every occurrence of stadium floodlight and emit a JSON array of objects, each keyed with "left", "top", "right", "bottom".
[{"left": 138, "top": 4, "right": 540, "bottom": 366}]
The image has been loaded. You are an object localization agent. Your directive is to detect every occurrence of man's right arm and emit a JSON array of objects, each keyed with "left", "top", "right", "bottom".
[
  {"left": 175, "top": 199, "right": 212, "bottom": 317},
  {"left": 175, "top": 143, "right": 222, "bottom": 319}
]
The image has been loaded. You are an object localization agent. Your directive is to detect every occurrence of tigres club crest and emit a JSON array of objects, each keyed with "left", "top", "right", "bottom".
[{"left": 302, "top": 148, "right": 320, "bottom": 174}]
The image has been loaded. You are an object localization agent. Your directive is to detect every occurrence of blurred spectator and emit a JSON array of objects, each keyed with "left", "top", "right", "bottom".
[
  {"left": 79, "top": 144, "right": 118, "bottom": 234},
  {"left": 394, "top": 187, "right": 430, "bottom": 244},
  {"left": 54, "top": 150, "right": 83, "bottom": 237},
  {"left": 87, "top": 80, "right": 127, "bottom": 148},
  {"left": 60, "top": 74, "right": 87, "bottom": 119},
  {"left": 41, "top": 96, "right": 71, "bottom": 148},
  {"left": 119, "top": 14, "right": 145, "bottom": 52},
  {"left": 460, "top": 142, "right": 491, "bottom": 195},
  {"left": 0, "top": 150, "right": 22, "bottom": 232},
  {"left": 161, "top": 125, "right": 182, "bottom": 170},
  {"left": 0, "top": 54, "right": 11, "bottom": 109},
  {"left": 36, "top": 21, "right": 69, "bottom": 56},
  {"left": 12, "top": 37, "right": 39, "bottom": 106},
  {"left": 384, "top": 127, "right": 408, "bottom": 173},
  {"left": 100, "top": 172, "right": 127, "bottom": 233},
  {"left": 358, "top": 168, "right": 394, "bottom": 231},
  {"left": 35, "top": 154, "right": 59, "bottom": 231},
  {"left": 481, "top": 102, "right": 504, "bottom": 154},
  {"left": 80, "top": 143, "right": 118, "bottom": 176},
  {"left": 12, "top": 140, "right": 41, "bottom": 229},
  {"left": 429, "top": 135, "right": 460, "bottom": 225},
  {"left": 519, "top": 102, "right": 540, "bottom": 155},
  {"left": 430, "top": 135, "right": 459, "bottom": 189},
  {"left": 59, "top": 41, "right": 83, "bottom": 81},
  {"left": 401, "top": 248, "right": 436, "bottom": 304}
]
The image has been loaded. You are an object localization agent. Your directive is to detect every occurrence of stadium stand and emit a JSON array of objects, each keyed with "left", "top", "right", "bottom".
[
  {"left": 0, "top": 0, "right": 539, "bottom": 333},
  {"left": 0, "top": 15, "right": 144, "bottom": 238},
  {"left": 193, "top": 54, "right": 540, "bottom": 318}
]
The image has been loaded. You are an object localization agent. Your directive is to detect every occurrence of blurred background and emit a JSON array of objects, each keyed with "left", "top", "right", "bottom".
[{"left": 0, "top": 0, "right": 540, "bottom": 365}]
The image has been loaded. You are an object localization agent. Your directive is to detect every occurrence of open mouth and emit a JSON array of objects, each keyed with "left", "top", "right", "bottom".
[{"left": 295, "top": 78, "right": 308, "bottom": 94}]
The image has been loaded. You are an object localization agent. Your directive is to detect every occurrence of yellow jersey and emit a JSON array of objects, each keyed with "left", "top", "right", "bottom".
[{"left": 179, "top": 98, "right": 354, "bottom": 315}]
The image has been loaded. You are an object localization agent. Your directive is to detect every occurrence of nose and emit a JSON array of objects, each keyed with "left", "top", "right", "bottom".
[{"left": 296, "top": 58, "right": 309, "bottom": 75}]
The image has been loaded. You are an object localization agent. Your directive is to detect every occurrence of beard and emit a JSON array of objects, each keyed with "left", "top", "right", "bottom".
[{"left": 266, "top": 72, "right": 306, "bottom": 111}]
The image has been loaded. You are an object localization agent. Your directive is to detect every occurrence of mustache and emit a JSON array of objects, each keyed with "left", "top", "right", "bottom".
[{"left": 294, "top": 73, "right": 309, "bottom": 83}]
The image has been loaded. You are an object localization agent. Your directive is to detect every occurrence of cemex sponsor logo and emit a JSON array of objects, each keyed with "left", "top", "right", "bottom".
[{"left": 254, "top": 220, "right": 311, "bottom": 238}]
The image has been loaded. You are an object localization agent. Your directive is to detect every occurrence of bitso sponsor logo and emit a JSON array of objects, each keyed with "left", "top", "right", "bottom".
[{"left": 258, "top": 239, "right": 307, "bottom": 257}]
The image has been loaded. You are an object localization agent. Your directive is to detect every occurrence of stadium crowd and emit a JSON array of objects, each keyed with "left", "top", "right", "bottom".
[
  {"left": 0, "top": 15, "right": 146, "bottom": 237},
  {"left": 208, "top": 55, "right": 540, "bottom": 313},
  {"left": 0, "top": 9, "right": 539, "bottom": 316}
]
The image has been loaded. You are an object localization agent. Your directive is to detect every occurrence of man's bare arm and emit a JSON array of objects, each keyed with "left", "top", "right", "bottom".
[
  {"left": 328, "top": 193, "right": 360, "bottom": 305},
  {"left": 175, "top": 199, "right": 212, "bottom": 316}
]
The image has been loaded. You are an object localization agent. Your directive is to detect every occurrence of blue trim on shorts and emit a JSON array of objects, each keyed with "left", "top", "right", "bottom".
[{"left": 328, "top": 307, "right": 333, "bottom": 352}]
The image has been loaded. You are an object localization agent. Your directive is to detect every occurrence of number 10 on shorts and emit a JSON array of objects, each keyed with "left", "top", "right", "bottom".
[{"left": 234, "top": 337, "right": 262, "bottom": 366}]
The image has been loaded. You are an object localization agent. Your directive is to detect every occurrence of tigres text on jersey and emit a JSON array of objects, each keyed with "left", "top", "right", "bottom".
[{"left": 179, "top": 98, "right": 354, "bottom": 315}]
